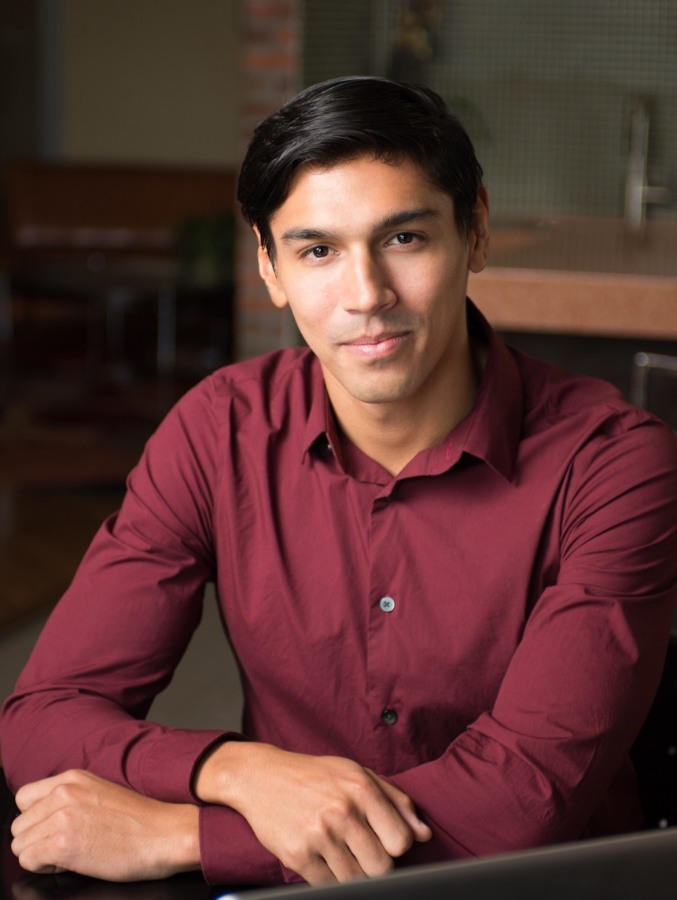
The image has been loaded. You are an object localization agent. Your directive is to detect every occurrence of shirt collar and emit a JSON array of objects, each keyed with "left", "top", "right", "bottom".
[
  {"left": 301, "top": 300, "right": 524, "bottom": 482},
  {"left": 301, "top": 358, "right": 340, "bottom": 462},
  {"left": 449, "top": 301, "right": 523, "bottom": 481}
]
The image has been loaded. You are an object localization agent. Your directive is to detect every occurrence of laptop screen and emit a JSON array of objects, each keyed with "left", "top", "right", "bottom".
[{"left": 219, "top": 827, "right": 677, "bottom": 900}]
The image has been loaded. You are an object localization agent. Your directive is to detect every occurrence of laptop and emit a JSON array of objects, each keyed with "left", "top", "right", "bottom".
[{"left": 219, "top": 827, "right": 677, "bottom": 900}]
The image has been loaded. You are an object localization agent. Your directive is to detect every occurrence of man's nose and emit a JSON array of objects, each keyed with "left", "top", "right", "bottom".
[{"left": 345, "top": 252, "right": 395, "bottom": 314}]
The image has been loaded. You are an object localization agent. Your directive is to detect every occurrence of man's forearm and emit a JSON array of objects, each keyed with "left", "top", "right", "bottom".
[{"left": 194, "top": 740, "right": 432, "bottom": 884}]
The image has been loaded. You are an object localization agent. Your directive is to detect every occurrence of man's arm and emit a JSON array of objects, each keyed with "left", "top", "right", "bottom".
[
  {"left": 0, "top": 381, "right": 229, "bottom": 803},
  {"left": 385, "top": 419, "right": 677, "bottom": 863},
  {"left": 0, "top": 382, "right": 275, "bottom": 883}
]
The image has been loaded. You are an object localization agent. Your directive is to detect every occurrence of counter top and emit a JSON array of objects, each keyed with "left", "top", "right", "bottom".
[{"left": 470, "top": 217, "right": 677, "bottom": 338}]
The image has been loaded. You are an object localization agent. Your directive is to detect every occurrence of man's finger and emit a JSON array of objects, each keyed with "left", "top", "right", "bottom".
[
  {"left": 321, "top": 841, "right": 368, "bottom": 883},
  {"left": 14, "top": 775, "right": 64, "bottom": 812},
  {"left": 372, "top": 775, "right": 433, "bottom": 843},
  {"left": 14, "top": 769, "right": 96, "bottom": 813},
  {"left": 343, "top": 823, "right": 396, "bottom": 879},
  {"left": 360, "top": 773, "right": 432, "bottom": 858}
]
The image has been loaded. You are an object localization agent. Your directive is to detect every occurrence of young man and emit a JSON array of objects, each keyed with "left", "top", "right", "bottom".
[{"left": 2, "top": 77, "right": 677, "bottom": 888}]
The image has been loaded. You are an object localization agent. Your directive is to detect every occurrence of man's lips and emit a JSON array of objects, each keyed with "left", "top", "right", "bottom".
[
  {"left": 342, "top": 331, "right": 410, "bottom": 346},
  {"left": 340, "top": 331, "right": 411, "bottom": 357}
]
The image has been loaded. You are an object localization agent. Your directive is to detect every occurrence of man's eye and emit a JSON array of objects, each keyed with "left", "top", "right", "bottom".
[
  {"left": 304, "top": 245, "right": 329, "bottom": 259},
  {"left": 390, "top": 232, "right": 419, "bottom": 246}
]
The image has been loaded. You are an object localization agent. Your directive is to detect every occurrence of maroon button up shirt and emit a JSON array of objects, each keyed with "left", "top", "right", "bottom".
[{"left": 3, "top": 303, "right": 677, "bottom": 885}]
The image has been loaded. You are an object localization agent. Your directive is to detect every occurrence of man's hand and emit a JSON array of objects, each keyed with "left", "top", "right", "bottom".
[
  {"left": 11, "top": 770, "right": 200, "bottom": 882},
  {"left": 194, "top": 741, "right": 432, "bottom": 884}
]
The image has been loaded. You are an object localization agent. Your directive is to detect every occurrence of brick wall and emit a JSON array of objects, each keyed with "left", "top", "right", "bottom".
[{"left": 235, "top": 0, "right": 303, "bottom": 360}]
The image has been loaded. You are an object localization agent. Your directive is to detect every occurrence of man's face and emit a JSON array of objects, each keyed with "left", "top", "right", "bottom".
[{"left": 257, "top": 155, "right": 489, "bottom": 421}]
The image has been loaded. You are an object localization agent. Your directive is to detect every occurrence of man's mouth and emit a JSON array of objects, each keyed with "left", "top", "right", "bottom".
[{"left": 341, "top": 332, "right": 410, "bottom": 357}]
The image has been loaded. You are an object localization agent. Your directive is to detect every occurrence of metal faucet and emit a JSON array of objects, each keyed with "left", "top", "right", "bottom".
[{"left": 625, "top": 96, "right": 672, "bottom": 231}]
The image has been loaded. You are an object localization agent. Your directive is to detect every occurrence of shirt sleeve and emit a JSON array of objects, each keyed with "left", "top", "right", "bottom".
[
  {"left": 198, "top": 806, "right": 290, "bottom": 885},
  {"left": 387, "top": 417, "right": 677, "bottom": 866}
]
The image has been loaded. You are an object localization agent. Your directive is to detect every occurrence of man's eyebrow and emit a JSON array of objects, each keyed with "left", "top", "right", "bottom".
[
  {"left": 280, "top": 227, "right": 339, "bottom": 243},
  {"left": 374, "top": 207, "right": 441, "bottom": 231},
  {"left": 280, "top": 208, "right": 441, "bottom": 244}
]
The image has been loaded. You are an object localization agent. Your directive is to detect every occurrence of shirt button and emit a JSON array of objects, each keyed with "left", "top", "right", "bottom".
[
  {"left": 379, "top": 596, "right": 396, "bottom": 613},
  {"left": 381, "top": 708, "right": 398, "bottom": 725}
]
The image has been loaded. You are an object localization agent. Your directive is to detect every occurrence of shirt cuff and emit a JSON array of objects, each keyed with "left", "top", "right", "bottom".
[
  {"left": 135, "top": 729, "right": 238, "bottom": 802},
  {"left": 136, "top": 731, "right": 305, "bottom": 885},
  {"left": 199, "top": 804, "right": 286, "bottom": 885}
]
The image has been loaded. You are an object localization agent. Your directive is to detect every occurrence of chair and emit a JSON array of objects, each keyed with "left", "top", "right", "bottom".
[
  {"left": 631, "top": 633, "right": 677, "bottom": 829},
  {"left": 0, "top": 161, "right": 237, "bottom": 386},
  {"left": 631, "top": 351, "right": 677, "bottom": 433}
]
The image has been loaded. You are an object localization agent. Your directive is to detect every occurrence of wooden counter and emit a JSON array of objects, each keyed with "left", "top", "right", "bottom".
[
  {"left": 469, "top": 267, "right": 677, "bottom": 339},
  {"left": 469, "top": 217, "right": 677, "bottom": 339}
]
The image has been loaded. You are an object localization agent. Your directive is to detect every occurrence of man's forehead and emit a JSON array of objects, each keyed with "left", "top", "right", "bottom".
[{"left": 269, "top": 154, "right": 452, "bottom": 232}]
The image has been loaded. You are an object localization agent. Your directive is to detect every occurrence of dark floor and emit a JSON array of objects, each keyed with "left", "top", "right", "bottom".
[
  {"left": 0, "top": 369, "right": 164, "bottom": 629},
  {"left": 0, "top": 293, "right": 232, "bottom": 628}
]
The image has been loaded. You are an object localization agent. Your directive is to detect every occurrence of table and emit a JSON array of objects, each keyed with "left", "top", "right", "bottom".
[
  {"left": 4, "top": 770, "right": 677, "bottom": 899},
  {"left": 4, "top": 258, "right": 180, "bottom": 378}
]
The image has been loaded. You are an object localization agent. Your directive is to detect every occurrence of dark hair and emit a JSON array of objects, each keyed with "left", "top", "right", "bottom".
[{"left": 237, "top": 76, "right": 484, "bottom": 259}]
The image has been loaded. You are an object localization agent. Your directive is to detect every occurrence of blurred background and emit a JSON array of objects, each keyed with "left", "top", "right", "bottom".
[{"left": 1, "top": 0, "right": 675, "bottom": 720}]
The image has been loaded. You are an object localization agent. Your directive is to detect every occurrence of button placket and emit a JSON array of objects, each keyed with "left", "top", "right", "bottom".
[{"left": 368, "top": 481, "right": 404, "bottom": 749}]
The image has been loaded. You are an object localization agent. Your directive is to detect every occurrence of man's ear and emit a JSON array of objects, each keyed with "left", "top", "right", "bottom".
[
  {"left": 468, "top": 185, "right": 490, "bottom": 274},
  {"left": 254, "top": 227, "right": 288, "bottom": 309}
]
